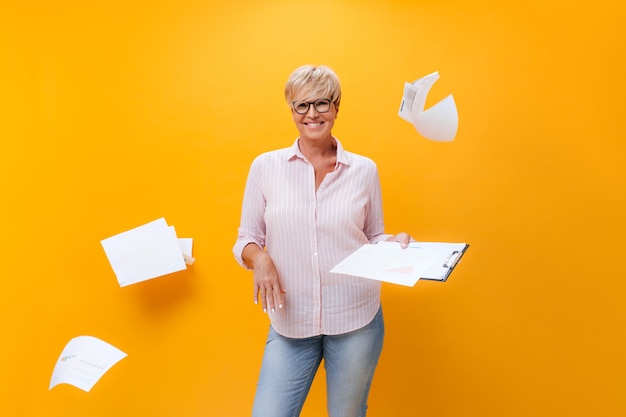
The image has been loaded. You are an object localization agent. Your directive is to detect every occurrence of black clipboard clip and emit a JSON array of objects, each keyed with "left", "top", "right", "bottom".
[
  {"left": 443, "top": 250, "right": 463, "bottom": 269},
  {"left": 433, "top": 243, "right": 469, "bottom": 282}
]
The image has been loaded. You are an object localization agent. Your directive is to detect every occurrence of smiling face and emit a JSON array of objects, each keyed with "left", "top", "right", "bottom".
[
  {"left": 290, "top": 90, "right": 338, "bottom": 143},
  {"left": 284, "top": 65, "right": 342, "bottom": 145}
]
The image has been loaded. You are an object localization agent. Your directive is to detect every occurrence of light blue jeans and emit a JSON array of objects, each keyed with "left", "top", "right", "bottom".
[{"left": 251, "top": 306, "right": 384, "bottom": 417}]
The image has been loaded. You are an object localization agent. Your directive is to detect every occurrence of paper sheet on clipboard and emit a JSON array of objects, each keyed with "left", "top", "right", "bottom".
[{"left": 330, "top": 242, "right": 469, "bottom": 286}]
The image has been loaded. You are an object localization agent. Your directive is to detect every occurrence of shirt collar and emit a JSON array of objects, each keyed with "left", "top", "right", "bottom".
[{"left": 287, "top": 137, "right": 351, "bottom": 166}]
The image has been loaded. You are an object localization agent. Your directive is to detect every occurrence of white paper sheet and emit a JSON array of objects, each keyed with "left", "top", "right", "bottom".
[
  {"left": 330, "top": 242, "right": 439, "bottom": 286},
  {"left": 412, "top": 242, "right": 468, "bottom": 280},
  {"left": 179, "top": 237, "right": 195, "bottom": 265},
  {"left": 49, "top": 336, "right": 127, "bottom": 392},
  {"left": 330, "top": 242, "right": 468, "bottom": 286},
  {"left": 178, "top": 238, "right": 193, "bottom": 258},
  {"left": 101, "top": 217, "right": 189, "bottom": 287},
  {"left": 398, "top": 71, "right": 458, "bottom": 142}
]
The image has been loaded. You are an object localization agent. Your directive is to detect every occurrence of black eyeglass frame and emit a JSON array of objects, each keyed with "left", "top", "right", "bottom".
[{"left": 291, "top": 98, "right": 333, "bottom": 115}]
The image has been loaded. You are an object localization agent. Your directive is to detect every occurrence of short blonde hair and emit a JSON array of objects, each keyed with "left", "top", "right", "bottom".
[{"left": 284, "top": 65, "right": 342, "bottom": 110}]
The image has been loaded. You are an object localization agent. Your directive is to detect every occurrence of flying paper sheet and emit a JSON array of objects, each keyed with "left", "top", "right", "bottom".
[
  {"left": 49, "top": 336, "right": 127, "bottom": 392},
  {"left": 101, "top": 217, "right": 193, "bottom": 287},
  {"left": 398, "top": 71, "right": 458, "bottom": 142}
]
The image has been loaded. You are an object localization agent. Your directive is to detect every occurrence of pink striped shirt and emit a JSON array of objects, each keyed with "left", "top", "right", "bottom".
[{"left": 233, "top": 138, "right": 391, "bottom": 338}]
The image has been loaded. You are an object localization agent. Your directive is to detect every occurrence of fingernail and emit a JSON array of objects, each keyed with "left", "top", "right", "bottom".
[
  {"left": 263, "top": 308, "right": 267, "bottom": 313},
  {"left": 279, "top": 304, "right": 283, "bottom": 309},
  {"left": 271, "top": 308, "right": 275, "bottom": 312}
]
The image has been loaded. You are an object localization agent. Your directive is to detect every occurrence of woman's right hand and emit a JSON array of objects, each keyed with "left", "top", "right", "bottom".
[
  {"left": 242, "top": 243, "right": 286, "bottom": 313},
  {"left": 251, "top": 252, "right": 286, "bottom": 313}
]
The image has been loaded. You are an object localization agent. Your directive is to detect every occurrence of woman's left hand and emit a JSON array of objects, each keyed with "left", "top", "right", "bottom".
[{"left": 386, "top": 232, "right": 412, "bottom": 248}]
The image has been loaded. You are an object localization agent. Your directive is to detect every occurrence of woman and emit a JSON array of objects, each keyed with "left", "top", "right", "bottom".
[{"left": 233, "top": 65, "right": 413, "bottom": 417}]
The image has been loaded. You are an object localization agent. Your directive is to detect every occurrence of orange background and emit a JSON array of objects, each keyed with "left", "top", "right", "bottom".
[{"left": 2, "top": 1, "right": 625, "bottom": 416}]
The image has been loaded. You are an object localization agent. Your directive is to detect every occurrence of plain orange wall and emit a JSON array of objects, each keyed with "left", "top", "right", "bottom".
[{"left": 1, "top": 0, "right": 625, "bottom": 416}]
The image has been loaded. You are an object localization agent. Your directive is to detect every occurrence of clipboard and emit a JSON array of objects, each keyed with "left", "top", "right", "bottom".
[
  {"left": 330, "top": 241, "right": 469, "bottom": 286},
  {"left": 415, "top": 242, "right": 469, "bottom": 282}
]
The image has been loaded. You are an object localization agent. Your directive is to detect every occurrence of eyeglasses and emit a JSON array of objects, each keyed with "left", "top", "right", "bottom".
[{"left": 292, "top": 98, "right": 333, "bottom": 115}]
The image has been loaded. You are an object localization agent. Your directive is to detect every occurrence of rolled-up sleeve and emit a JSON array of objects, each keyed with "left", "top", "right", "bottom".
[
  {"left": 365, "top": 166, "right": 393, "bottom": 245},
  {"left": 233, "top": 156, "right": 267, "bottom": 269}
]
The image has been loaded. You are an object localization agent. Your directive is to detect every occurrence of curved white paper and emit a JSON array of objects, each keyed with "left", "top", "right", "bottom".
[
  {"left": 398, "top": 71, "right": 459, "bottom": 141},
  {"left": 409, "top": 72, "right": 439, "bottom": 114},
  {"left": 412, "top": 94, "right": 458, "bottom": 142},
  {"left": 49, "top": 336, "right": 127, "bottom": 392}
]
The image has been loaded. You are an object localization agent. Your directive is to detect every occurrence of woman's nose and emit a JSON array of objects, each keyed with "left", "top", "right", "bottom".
[{"left": 306, "top": 105, "right": 319, "bottom": 117}]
